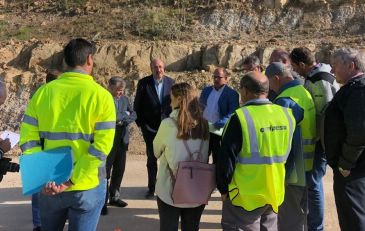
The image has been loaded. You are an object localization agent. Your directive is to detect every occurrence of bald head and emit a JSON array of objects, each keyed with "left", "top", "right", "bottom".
[
  {"left": 240, "top": 71, "right": 269, "bottom": 102},
  {"left": 269, "top": 48, "right": 290, "bottom": 65},
  {"left": 150, "top": 58, "right": 165, "bottom": 80},
  {"left": 0, "top": 81, "right": 7, "bottom": 105}
]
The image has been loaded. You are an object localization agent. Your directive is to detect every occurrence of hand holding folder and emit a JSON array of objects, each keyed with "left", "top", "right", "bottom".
[{"left": 20, "top": 147, "right": 74, "bottom": 196}]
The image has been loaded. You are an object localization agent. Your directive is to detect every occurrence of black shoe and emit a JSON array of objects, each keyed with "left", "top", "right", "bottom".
[
  {"left": 145, "top": 190, "right": 155, "bottom": 199},
  {"left": 33, "top": 227, "right": 41, "bottom": 231},
  {"left": 101, "top": 205, "right": 108, "bottom": 215},
  {"left": 109, "top": 199, "right": 128, "bottom": 207}
]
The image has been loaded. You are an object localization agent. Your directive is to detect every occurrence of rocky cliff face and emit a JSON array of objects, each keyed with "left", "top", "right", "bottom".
[
  {"left": 0, "top": 38, "right": 352, "bottom": 156},
  {"left": 1, "top": 0, "right": 364, "bottom": 155}
]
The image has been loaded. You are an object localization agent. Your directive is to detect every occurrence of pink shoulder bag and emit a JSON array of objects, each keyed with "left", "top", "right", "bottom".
[{"left": 166, "top": 123, "right": 216, "bottom": 204}]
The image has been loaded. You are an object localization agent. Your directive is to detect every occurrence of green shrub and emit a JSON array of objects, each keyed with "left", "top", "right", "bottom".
[{"left": 14, "top": 27, "right": 33, "bottom": 40}]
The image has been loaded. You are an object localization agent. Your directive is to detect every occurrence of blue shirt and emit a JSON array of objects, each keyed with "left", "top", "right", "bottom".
[{"left": 154, "top": 78, "right": 164, "bottom": 103}]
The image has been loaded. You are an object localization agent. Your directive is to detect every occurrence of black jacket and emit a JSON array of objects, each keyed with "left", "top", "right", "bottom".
[
  {"left": 324, "top": 74, "right": 365, "bottom": 177},
  {"left": 133, "top": 75, "right": 175, "bottom": 131}
]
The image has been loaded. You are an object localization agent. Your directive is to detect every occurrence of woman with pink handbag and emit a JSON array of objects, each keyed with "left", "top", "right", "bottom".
[{"left": 153, "top": 82, "right": 210, "bottom": 231}]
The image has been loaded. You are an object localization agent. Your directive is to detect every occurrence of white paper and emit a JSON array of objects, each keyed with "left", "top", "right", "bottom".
[
  {"left": 208, "top": 122, "right": 223, "bottom": 136},
  {"left": 1, "top": 130, "right": 20, "bottom": 148}
]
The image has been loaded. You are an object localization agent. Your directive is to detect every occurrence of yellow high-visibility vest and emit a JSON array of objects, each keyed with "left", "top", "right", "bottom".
[
  {"left": 20, "top": 71, "right": 116, "bottom": 191},
  {"left": 276, "top": 85, "right": 316, "bottom": 171},
  {"left": 228, "top": 104, "right": 295, "bottom": 213}
]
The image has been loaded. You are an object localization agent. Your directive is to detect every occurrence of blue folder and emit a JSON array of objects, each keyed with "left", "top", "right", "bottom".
[{"left": 20, "top": 147, "right": 74, "bottom": 196}]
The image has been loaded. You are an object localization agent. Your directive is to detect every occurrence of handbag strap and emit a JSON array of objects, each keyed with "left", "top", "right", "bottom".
[
  {"left": 166, "top": 117, "right": 204, "bottom": 185},
  {"left": 170, "top": 117, "right": 204, "bottom": 161},
  {"left": 166, "top": 161, "right": 176, "bottom": 186},
  {"left": 182, "top": 139, "right": 203, "bottom": 162}
]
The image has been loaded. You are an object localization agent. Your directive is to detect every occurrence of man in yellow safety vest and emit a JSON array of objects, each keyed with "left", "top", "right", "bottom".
[
  {"left": 217, "top": 71, "right": 296, "bottom": 230},
  {"left": 20, "top": 38, "right": 116, "bottom": 231},
  {"left": 266, "top": 62, "right": 316, "bottom": 231}
]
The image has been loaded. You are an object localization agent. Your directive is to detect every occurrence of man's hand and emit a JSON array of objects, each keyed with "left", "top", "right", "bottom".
[
  {"left": 221, "top": 193, "right": 228, "bottom": 201},
  {"left": 42, "top": 180, "right": 72, "bottom": 196},
  {"left": 339, "top": 167, "right": 351, "bottom": 177},
  {"left": 0, "top": 138, "right": 11, "bottom": 153}
]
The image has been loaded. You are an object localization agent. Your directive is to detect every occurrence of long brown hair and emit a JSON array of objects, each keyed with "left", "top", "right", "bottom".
[{"left": 171, "top": 83, "right": 209, "bottom": 140}]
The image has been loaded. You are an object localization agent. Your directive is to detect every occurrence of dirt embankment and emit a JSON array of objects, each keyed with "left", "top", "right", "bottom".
[{"left": 1, "top": 0, "right": 365, "bottom": 156}]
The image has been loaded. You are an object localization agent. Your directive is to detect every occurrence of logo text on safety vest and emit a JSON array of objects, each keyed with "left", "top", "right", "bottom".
[{"left": 259, "top": 125, "right": 287, "bottom": 133}]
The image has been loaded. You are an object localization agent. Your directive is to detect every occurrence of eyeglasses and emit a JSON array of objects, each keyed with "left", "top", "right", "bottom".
[{"left": 213, "top": 75, "right": 225, "bottom": 79}]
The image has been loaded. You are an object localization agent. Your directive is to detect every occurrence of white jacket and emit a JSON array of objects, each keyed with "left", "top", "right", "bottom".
[{"left": 153, "top": 109, "right": 209, "bottom": 208}]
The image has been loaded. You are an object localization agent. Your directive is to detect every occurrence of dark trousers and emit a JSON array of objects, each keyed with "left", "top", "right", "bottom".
[
  {"left": 141, "top": 128, "right": 157, "bottom": 192},
  {"left": 278, "top": 185, "right": 307, "bottom": 231},
  {"left": 105, "top": 127, "right": 127, "bottom": 204},
  {"left": 157, "top": 197, "right": 205, "bottom": 231},
  {"left": 333, "top": 170, "right": 365, "bottom": 231},
  {"left": 208, "top": 133, "right": 221, "bottom": 164},
  {"left": 222, "top": 199, "right": 278, "bottom": 231}
]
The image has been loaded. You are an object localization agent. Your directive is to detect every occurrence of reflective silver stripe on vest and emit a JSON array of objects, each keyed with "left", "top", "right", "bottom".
[
  {"left": 98, "top": 165, "right": 106, "bottom": 182},
  {"left": 303, "top": 139, "right": 315, "bottom": 145},
  {"left": 238, "top": 107, "right": 293, "bottom": 165},
  {"left": 20, "top": 140, "right": 40, "bottom": 152},
  {"left": 88, "top": 146, "right": 107, "bottom": 161},
  {"left": 39, "top": 132, "right": 93, "bottom": 142},
  {"left": 304, "top": 152, "right": 314, "bottom": 159},
  {"left": 239, "top": 152, "right": 289, "bottom": 164},
  {"left": 242, "top": 108, "right": 259, "bottom": 155},
  {"left": 95, "top": 121, "right": 115, "bottom": 130},
  {"left": 282, "top": 107, "right": 294, "bottom": 156},
  {"left": 23, "top": 115, "right": 38, "bottom": 127}
]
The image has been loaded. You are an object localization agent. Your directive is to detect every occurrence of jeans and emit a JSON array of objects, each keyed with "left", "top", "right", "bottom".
[
  {"left": 157, "top": 197, "right": 205, "bottom": 231},
  {"left": 39, "top": 180, "right": 106, "bottom": 231},
  {"left": 32, "top": 193, "right": 41, "bottom": 228},
  {"left": 306, "top": 142, "right": 326, "bottom": 231}
]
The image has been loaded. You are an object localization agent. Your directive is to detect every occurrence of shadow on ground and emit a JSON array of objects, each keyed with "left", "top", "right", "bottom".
[{"left": 0, "top": 186, "right": 222, "bottom": 231}]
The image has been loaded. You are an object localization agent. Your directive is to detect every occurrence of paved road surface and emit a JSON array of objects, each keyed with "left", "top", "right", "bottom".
[{"left": 0, "top": 156, "right": 340, "bottom": 231}]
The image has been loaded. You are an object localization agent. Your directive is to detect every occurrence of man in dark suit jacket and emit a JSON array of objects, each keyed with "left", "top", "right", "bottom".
[
  {"left": 134, "top": 59, "right": 175, "bottom": 198},
  {"left": 102, "top": 77, "right": 137, "bottom": 215},
  {"left": 200, "top": 67, "right": 239, "bottom": 164}
]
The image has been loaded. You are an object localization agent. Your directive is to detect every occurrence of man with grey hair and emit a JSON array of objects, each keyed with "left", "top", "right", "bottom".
[
  {"left": 242, "top": 55, "right": 263, "bottom": 72},
  {"left": 266, "top": 62, "right": 316, "bottom": 231},
  {"left": 325, "top": 48, "right": 365, "bottom": 230},
  {"left": 102, "top": 76, "right": 137, "bottom": 215}
]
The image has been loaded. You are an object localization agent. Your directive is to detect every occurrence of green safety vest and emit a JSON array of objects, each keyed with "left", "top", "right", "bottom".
[
  {"left": 276, "top": 85, "right": 316, "bottom": 171},
  {"left": 20, "top": 72, "right": 116, "bottom": 191},
  {"left": 228, "top": 103, "right": 295, "bottom": 213}
]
